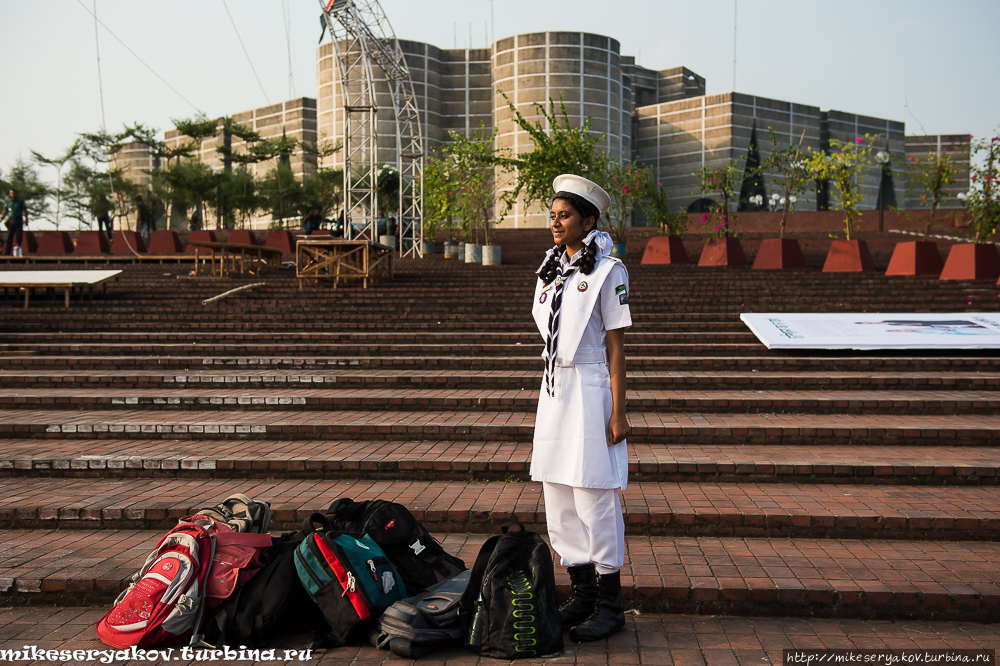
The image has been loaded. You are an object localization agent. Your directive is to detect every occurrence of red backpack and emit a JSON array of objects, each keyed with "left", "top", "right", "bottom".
[{"left": 96, "top": 516, "right": 219, "bottom": 649}]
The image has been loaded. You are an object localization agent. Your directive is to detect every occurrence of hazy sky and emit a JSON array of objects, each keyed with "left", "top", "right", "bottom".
[{"left": 3, "top": 0, "right": 998, "bottom": 184}]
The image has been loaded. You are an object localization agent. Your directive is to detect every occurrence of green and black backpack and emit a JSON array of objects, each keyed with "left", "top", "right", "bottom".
[{"left": 459, "top": 523, "right": 563, "bottom": 659}]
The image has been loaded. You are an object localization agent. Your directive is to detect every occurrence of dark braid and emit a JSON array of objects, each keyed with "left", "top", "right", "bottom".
[
  {"left": 579, "top": 238, "right": 597, "bottom": 275},
  {"left": 539, "top": 244, "right": 565, "bottom": 285}
]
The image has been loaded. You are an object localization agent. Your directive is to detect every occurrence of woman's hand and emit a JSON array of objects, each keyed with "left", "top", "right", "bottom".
[{"left": 607, "top": 411, "right": 630, "bottom": 446}]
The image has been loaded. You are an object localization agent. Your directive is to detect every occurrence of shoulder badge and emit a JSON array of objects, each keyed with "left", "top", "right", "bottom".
[{"left": 577, "top": 281, "right": 588, "bottom": 292}]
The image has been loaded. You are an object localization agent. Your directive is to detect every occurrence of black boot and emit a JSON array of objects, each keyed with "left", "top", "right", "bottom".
[
  {"left": 559, "top": 564, "right": 599, "bottom": 629},
  {"left": 568, "top": 570, "right": 625, "bottom": 642}
]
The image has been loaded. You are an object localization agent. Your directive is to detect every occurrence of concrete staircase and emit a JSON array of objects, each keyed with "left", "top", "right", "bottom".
[{"left": 1, "top": 229, "right": 999, "bottom": 634}]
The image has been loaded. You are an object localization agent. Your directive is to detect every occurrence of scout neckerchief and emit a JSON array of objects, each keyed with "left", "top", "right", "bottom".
[{"left": 537, "top": 229, "right": 613, "bottom": 397}]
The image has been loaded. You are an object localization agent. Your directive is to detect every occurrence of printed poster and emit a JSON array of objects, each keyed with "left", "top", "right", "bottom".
[{"left": 740, "top": 312, "right": 1000, "bottom": 350}]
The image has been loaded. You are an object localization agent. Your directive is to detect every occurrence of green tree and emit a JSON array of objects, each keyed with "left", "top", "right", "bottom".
[
  {"left": 421, "top": 156, "right": 454, "bottom": 241},
  {"left": 604, "top": 161, "right": 648, "bottom": 244},
  {"left": 906, "top": 147, "right": 959, "bottom": 241},
  {"left": 30, "top": 141, "right": 79, "bottom": 229},
  {"left": 967, "top": 133, "right": 1000, "bottom": 244},
  {"left": 496, "top": 90, "right": 605, "bottom": 217},
  {"left": 805, "top": 134, "right": 878, "bottom": 241},
  {"left": 61, "top": 159, "right": 112, "bottom": 229},
  {"left": 764, "top": 128, "right": 811, "bottom": 238},
  {"left": 641, "top": 176, "right": 688, "bottom": 237},
  {"left": 695, "top": 163, "right": 743, "bottom": 238},
  {"left": 259, "top": 162, "right": 302, "bottom": 229},
  {"left": 439, "top": 125, "right": 500, "bottom": 245},
  {"left": 78, "top": 125, "right": 147, "bottom": 230},
  {"left": 1, "top": 158, "right": 50, "bottom": 223},
  {"left": 301, "top": 133, "right": 344, "bottom": 224}
]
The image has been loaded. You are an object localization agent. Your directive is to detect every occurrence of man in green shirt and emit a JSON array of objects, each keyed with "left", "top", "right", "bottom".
[{"left": 1, "top": 189, "right": 28, "bottom": 255}]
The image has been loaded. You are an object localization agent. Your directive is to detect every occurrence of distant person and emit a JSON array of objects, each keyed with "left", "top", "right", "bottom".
[
  {"left": 97, "top": 211, "right": 113, "bottom": 241},
  {"left": 303, "top": 208, "right": 322, "bottom": 233},
  {"left": 1, "top": 189, "right": 28, "bottom": 256},
  {"left": 136, "top": 195, "right": 153, "bottom": 243}
]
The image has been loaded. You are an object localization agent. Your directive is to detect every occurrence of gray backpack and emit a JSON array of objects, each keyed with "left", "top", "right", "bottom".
[
  {"left": 369, "top": 570, "right": 470, "bottom": 659},
  {"left": 195, "top": 493, "right": 272, "bottom": 534}
]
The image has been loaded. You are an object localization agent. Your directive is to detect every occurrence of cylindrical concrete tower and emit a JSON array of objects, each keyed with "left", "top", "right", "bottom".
[{"left": 493, "top": 32, "right": 627, "bottom": 228}]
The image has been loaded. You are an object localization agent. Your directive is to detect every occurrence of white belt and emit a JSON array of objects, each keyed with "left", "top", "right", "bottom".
[{"left": 542, "top": 348, "right": 607, "bottom": 367}]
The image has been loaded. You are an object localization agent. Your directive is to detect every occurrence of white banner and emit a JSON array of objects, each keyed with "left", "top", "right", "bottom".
[{"left": 740, "top": 312, "right": 1000, "bottom": 350}]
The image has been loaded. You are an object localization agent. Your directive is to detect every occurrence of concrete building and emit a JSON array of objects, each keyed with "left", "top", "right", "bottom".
[
  {"left": 903, "top": 134, "right": 972, "bottom": 210},
  {"left": 117, "top": 27, "right": 966, "bottom": 232}
]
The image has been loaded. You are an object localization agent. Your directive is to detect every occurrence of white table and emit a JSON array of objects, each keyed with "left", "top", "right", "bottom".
[{"left": 0, "top": 270, "right": 122, "bottom": 309}]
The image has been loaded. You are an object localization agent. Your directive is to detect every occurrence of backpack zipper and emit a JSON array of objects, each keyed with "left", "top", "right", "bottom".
[
  {"left": 368, "top": 560, "right": 378, "bottom": 581},
  {"left": 341, "top": 571, "right": 356, "bottom": 597}
]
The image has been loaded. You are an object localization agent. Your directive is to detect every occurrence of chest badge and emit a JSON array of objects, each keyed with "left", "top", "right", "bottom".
[
  {"left": 538, "top": 292, "right": 548, "bottom": 304},
  {"left": 577, "top": 281, "right": 588, "bottom": 292},
  {"left": 554, "top": 276, "right": 563, "bottom": 286}
]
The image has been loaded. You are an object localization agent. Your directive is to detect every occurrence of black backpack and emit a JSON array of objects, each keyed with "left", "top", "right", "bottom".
[
  {"left": 458, "top": 523, "right": 563, "bottom": 659},
  {"left": 369, "top": 570, "right": 471, "bottom": 659},
  {"left": 200, "top": 519, "right": 327, "bottom": 649},
  {"left": 326, "top": 498, "right": 466, "bottom": 593}
]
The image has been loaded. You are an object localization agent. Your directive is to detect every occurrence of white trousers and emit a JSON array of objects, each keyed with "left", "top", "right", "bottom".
[{"left": 542, "top": 482, "right": 625, "bottom": 575}]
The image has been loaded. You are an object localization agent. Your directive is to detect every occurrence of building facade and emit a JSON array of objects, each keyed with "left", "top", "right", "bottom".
[{"left": 118, "top": 28, "right": 967, "bottom": 232}]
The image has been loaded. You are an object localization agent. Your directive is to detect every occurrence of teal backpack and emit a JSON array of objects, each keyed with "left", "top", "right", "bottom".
[{"left": 294, "top": 514, "right": 407, "bottom": 646}]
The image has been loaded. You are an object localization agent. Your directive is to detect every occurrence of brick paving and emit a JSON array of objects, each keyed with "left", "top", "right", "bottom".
[
  {"left": 1, "top": 477, "right": 999, "bottom": 538},
  {"left": 1, "top": 530, "right": 999, "bottom": 620},
  {"left": 3, "top": 232, "right": 1000, "bottom": 652},
  {"left": 0, "top": 409, "right": 997, "bottom": 444},
  {"left": 0, "top": 388, "right": 996, "bottom": 414},
  {"left": 2, "top": 439, "right": 1000, "bottom": 485},
  {"left": 0, "top": 609, "right": 996, "bottom": 666},
  {"left": 4, "top": 369, "right": 998, "bottom": 391}
]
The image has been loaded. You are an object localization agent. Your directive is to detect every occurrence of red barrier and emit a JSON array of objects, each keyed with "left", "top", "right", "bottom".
[
  {"left": 75, "top": 231, "right": 111, "bottom": 254},
  {"left": 37, "top": 231, "right": 74, "bottom": 254},
  {"left": 111, "top": 231, "right": 147, "bottom": 254},
  {"left": 148, "top": 230, "right": 184, "bottom": 254}
]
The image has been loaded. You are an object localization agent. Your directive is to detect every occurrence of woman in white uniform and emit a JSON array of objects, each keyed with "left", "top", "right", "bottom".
[{"left": 531, "top": 174, "right": 631, "bottom": 642}]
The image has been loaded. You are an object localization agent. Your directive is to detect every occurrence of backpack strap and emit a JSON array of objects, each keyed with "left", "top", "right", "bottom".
[{"left": 457, "top": 534, "right": 501, "bottom": 632}]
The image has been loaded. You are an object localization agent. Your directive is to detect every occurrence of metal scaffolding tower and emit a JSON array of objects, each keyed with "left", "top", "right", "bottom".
[{"left": 319, "top": 0, "right": 424, "bottom": 257}]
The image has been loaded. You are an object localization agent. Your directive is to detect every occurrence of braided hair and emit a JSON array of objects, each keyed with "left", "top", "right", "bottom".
[{"left": 539, "top": 191, "right": 601, "bottom": 285}]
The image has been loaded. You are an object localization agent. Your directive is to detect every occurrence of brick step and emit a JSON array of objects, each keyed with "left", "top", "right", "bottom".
[
  {"left": 4, "top": 439, "right": 999, "bottom": 485},
  {"left": 0, "top": 342, "right": 770, "bottom": 357},
  {"left": 0, "top": 609, "right": 992, "bottom": 665},
  {"left": 6, "top": 409, "right": 997, "bottom": 445},
  {"left": 3, "top": 369, "right": 996, "bottom": 391},
  {"left": 2, "top": 477, "right": 1000, "bottom": 541},
  {"left": 1, "top": 388, "right": 996, "bottom": 415},
  {"left": 1, "top": 529, "right": 998, "bottom": 622},
  {"left": 2, "top": 355, "right": 998, "bottom": 372},
  {"left": 0, "top": 329, "right": 755, "bottom": 343}
]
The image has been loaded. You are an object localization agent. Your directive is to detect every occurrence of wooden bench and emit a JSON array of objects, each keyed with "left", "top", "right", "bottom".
[
  {"left": 0, "top": 270, "right": 122, "bottom": 309},
  {"left": 186, "top": 241, "right": 283, "bottom": 277},
  {"left": 295, "top": 238, "right": 394, "bottom": 290}
]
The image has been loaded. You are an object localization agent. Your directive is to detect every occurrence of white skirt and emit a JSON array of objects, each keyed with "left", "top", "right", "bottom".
[{"left": 530, "top": 361, "right": 628, "bottom": 490}]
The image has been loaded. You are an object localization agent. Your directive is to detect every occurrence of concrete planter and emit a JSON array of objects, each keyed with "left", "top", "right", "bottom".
[
  {"left": 421, "top": 241, "right": 435, "bottom": 256},
  {"left": 822, "top": 240, "right": 876, "bottom": 273},
  {"left": 752, "top": 238, "right": 807, "bottom": 270},
  {"left": 641, "top": 236, "right": 688, "bottom": 264},
  {"left": 464, "top": 243, "right": 483, "bottom": 263},
  {"left": 443, "top": 242, "right": 458, "bottom": 259},
  {"left": 698, "top": 237, "right": 747, "bottom": 267},
  {"left": 379, "top": 234, "right": 396, "bottom": 250},
  {"left": 482, "top": 245, "right": 502, "bottom": 265},
  {"left": 940, "top": 243, "right": 1000, "bottom": 281},
  {"left": 885, "top": 241, "right": 943, "bottom": 276},
  {"left": 610, "top": 243, "right": 627, "bottom": 259}
]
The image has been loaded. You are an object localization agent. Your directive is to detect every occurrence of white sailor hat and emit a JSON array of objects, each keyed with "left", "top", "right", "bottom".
[{"left": 552, "top": 174, "right": 611, "bottom": 215}]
